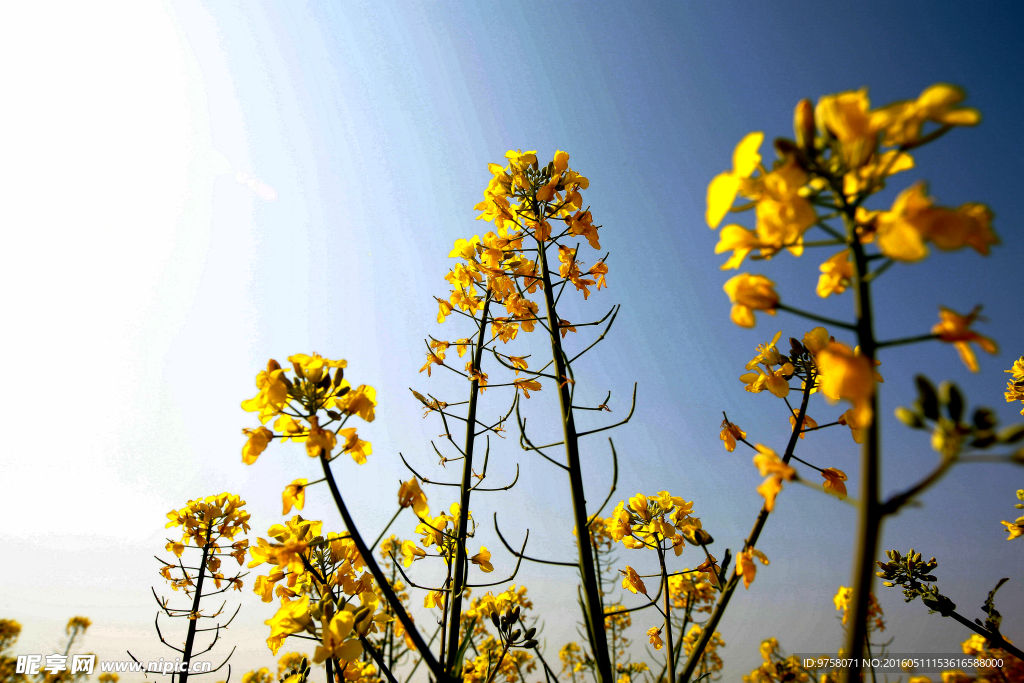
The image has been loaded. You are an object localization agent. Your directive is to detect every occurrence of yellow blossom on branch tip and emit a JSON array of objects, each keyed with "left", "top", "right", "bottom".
[
  {"left": 436, "top": 297, "right": 453, "bottom": 323},
  {"left": 875, "top": 182, "right": 998, "bottom": 261},
  {"left": 715, "top": 224, "right": 760, "bottom": 270},
  {"left": 264, "top": 596, "right": 312, "bottom": 655},
  {"left": 720, "top": 420, "right": 745, "bottom": 452},
  {"left": 838, "top": 407, "right": 869, "bottom": 444},
  {"left": 932, "top": 305, "right": 997, "bottom": 373},
  {"left": 815, "top": 340, "right": 876, "bottom": 426},
  {"left": 242, "top": 427, "right": 273, "bottom": 465},
  {"left": 1006, "top": 357, "right": 1024, "bottom": 415},
  {"left": 817, "top": 249, "right": 854, "bottom": 298},
  {"left": 737, "top": 548, "right": 769, "bottom": 589},
  {"left": 753, "top": 445, "right": 795, "bottom": 512},
  {"left": 397, "top": 478, "right": 429, "bottom": 516},
  {"left": 647, "top": 626, "right": 664, "bottom": 650},
  {"left": 820, "top": 468, "right": 848, "bottom": 500},
  {"left": 803, "top": 326, "right": 832, "bottom": 354},
  {"left": 470, "top": 547, "right": 493, "bottom": 573},
  {"left": 694, "top": 555, "right": 721, "bottom": 588},
  {"left": 789, "top": 412, "right": 818, "bottom": 439},
  {"left": 620, "top": 566, "right": 647, "bottom": 594},
  {"left": 339, "top": 428, "right": 372, "bottom": 464},
  {"left": 514, "top": 378, "right": 542, "bottom": 398},
  {"left": 1001, "top": 520, "right": 1024, "bottom": 541},
  {"left": 304, "top": 417, "right": 336, "bottom": 458},
  {"left": 333, "top": 384, "right": 377, "bottom": 422},
  {"left": 723, "top": 273, "right": 779, "bottom": 328},
  {"left": 282, "top": 479, "right": 307, "bottom": 515},
  {"left": 875, "top": 83, "right": 981, "bottom": 147},
  {"left": 815, "top": 87, "right": 883, "bottom": 169},
  {"left": 706, "top": 132, "right": 764, "bottom": 229},
  {"left": 400, "top": 540, "right": 426, "bottom": 566},
  {"left": 312, "top": 611, "right": 362, "bottom": 664}
]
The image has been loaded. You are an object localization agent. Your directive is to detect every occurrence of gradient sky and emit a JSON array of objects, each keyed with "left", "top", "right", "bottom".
[{"left": 3, "top": 2, "right": 1022, "bottom": 681}]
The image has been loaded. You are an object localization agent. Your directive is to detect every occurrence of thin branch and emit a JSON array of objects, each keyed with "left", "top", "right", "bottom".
[
  {"left": 576, "top": 383, "right": 637, "bottom": 437},
  {"left": 587, "top": 438, "right": 619, "bottom": 525},
  {"left": 569, "top": 305, "right": 620, "bottom": 363},
  {"left": 471, "top": 464, "right": 520, "bottom": 492},
  {"left": 776, "top": 303, "right": 857, "bottom": 331},
  {"left": 493, "top": 515, "right": 575, "bottom": 567},
  {"left": 876, "top": 333, "right": 939, "bottom": 349}
]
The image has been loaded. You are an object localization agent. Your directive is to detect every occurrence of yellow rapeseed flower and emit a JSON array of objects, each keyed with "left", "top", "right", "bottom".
[
  {"left": 723, "top": 273, "right": 779, "bottom": 328},
  {"left": 720, "top": 420, "right": 746, "bottom": 452},
  {"left": 707, "top": 132, "right": 764, "bottom": 229},
  {"left": 932, "top": 305, "right": 997, "bottom": 373}
]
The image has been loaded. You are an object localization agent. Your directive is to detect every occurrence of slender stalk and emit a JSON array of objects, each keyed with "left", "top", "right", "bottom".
[
  {"left": 680, "top": 377, "right": 813, "bottom": 682},
  {"left": 658, "top": 545, "right": 675, "bottom": 683},
  {"left": 179, "top": 524, "right": 212, "bottom": 683},
  {"left": 534, "top": 220, "right": 613, "bottom": 683},
  {"left": 445, "top": 297, "right": 493, "bottom": 671},
  {"left": 319, "top": 455, "right": 450, "bottom": 683},
  {"left": 840, "top": 201, "right": 882, "bottom": 683},
  {"left": 945, "top": 610, "right": 1024, "bottom": 662}
]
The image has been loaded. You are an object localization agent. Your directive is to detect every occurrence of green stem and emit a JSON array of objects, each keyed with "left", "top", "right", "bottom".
[
  {"left": 876, "top": 333, "right": 939, "bottom": 349},
  {"left": 659, "top": 544, "right": 675, "bottom": 683},
  {"left": 776, "top": 303, "right": 856, "bottom": 331},
  {"left": 319, "top": 455, "right": 451, "bottom": 683},
  {"left": 534, "top": 218, "right": 613, "bottom": 683},
  {"left": 179, "top": 524, "right": 212, "bottom": 683},
  {"left": 445, "top": 297, "right": 493, "bottom": 672},
  {"left": 680, "top": 376, "right": 813, "bottom": 682},
  {"left": 944, "top": 609, "right": 1024, "bottom": 662},
  {"left": 840, "top": 198, "right": 882, "bottom": 683}
]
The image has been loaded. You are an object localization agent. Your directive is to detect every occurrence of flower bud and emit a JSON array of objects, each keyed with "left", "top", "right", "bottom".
[
  {"left": 895, "top": 406, "right": 924, "bottom": 429},
  {"left": 794, "top": 99, "right": 815, "bottom": 151},
  {"left": 685, "top": 528, "right": 714, "bottom": 546},
  {"left": 267, "top": 359, "right": 282, "bottom": 372}
]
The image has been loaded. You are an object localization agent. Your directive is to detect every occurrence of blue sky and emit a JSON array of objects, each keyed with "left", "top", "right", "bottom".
[{"left": 3, "top": 2, "right": 1022, "bottom": 680}]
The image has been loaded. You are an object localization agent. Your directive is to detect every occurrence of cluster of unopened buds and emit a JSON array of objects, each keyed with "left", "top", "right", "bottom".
[{"left": 489, "top": 605, "right": 538, "bottom": 650}]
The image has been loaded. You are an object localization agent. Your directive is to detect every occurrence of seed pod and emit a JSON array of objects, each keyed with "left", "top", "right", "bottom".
[
  {"left": 940, "top": 382, "right": 964, "bottom": 423},
  {"left": 895, "top": 406, "right": 924, "bottom": 429},
  {"left": 973, "top": 408, "right": 997, "bottom": 430},
  {"left": 998, "top": 424, "right": 1024, "bottom": 444},
  {"left": 916, "top": 376, "right": 939, "bottom": 420}
]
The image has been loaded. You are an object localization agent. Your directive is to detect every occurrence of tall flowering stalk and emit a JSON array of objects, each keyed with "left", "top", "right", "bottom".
[
  {"left": 704, "top": 83, "right": 1005, "bottom": 683},
  {"left": 472, "top": 149, "right": 636, "bottom": 683},
  {"left": 151, "top": 493, "right": 250, "bottom": 683}
]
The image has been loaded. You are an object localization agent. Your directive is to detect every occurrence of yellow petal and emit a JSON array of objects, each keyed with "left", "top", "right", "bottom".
[
  {"left": 732, "top": 132, "right": 764, "bottom": 178},
  {"left": 706, "top": 172, "right": 741, "bottom": 229}
]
